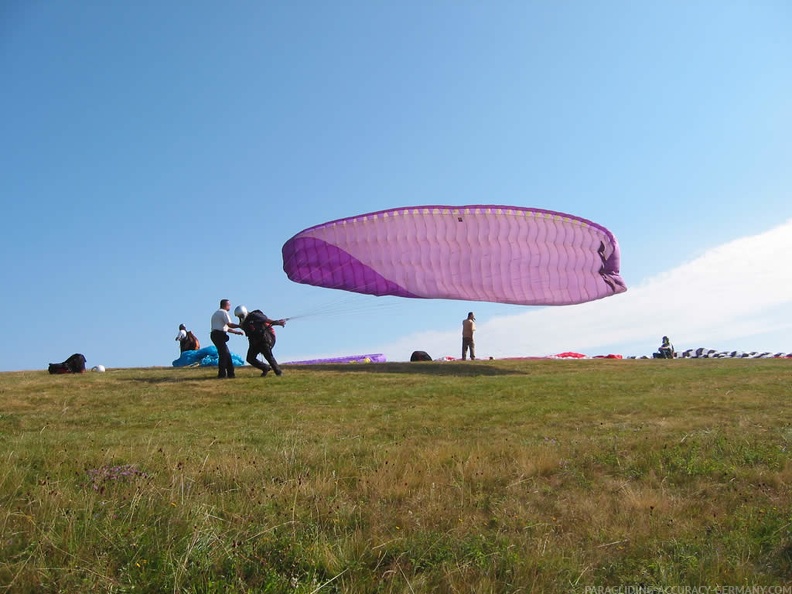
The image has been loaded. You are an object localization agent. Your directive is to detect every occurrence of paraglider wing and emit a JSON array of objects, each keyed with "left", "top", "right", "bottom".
[{"left": 282, "top": 205, "right": 626, "bottom": 306}]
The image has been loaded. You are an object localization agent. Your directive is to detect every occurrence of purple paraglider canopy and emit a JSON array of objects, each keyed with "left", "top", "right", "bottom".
[
  {"left": 282, "top": 205, "right": 626, "bottom": 306},
  {"left": 284, "top": 353, "right": 386, "bottom": 365}
]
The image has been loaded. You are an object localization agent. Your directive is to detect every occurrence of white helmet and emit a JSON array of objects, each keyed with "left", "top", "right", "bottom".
[{"left": 234, "top": 305, "right": 248, "bottom": 320}]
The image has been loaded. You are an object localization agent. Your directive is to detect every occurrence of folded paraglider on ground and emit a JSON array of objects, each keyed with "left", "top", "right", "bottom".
[{"left": 172, "top": 346, "right": 245, "bottom": 368}]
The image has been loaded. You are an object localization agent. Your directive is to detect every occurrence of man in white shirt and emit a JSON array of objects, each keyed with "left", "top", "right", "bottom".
[{"left": 210, "top": 299, "right": 243, "bottom": 378}]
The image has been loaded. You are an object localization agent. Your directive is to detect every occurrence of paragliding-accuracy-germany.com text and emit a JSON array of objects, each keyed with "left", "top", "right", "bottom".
[{"left": 583, "top": 585, "right": 792, "bottom": 594}]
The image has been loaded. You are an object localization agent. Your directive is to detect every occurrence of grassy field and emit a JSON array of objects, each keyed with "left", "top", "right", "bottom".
[{"left": 1, "top": 359, "right": 790, "bottom": 593}]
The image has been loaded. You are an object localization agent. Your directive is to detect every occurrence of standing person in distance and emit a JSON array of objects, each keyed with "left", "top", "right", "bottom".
[
  {"left": 235, "top": 305, "right": 286, "bottom": 377},
  {"left": 210, "top": 299, "right": 243, "bottom": 379},
  {"left": 175, "top": 324, "right": 187, "bottom": 349},
  {"left": 462, "top": 311, "right": 476, "bottom": 361},
  {"left": 176, "top": 324, "right": 200, "bottom": 352}
]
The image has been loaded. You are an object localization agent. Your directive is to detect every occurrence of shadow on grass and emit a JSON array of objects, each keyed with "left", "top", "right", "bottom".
[
  {"left": 124, "top": 363, "right": 528, "bottom": 383},
  {"left": 126, "top": 374, "right": 227, "bottom": 384},
  {"left": 283, "top": 362, "right": 527, "bottom": 376}
]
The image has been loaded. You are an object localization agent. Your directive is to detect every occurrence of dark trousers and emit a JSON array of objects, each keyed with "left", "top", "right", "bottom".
[
  {"left": 462, "top": 337, "right": 475, "bottom": 360},
  {"left": 210, "top": 330, "right": 235, "bottom": 378},
  {"left": 246, "top": 339, "right": 281, "bottom": 375}
]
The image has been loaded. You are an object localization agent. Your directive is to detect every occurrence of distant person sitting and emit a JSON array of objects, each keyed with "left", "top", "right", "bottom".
[{"left": 654, "top": 336, "right": 675, "bottom": 359}]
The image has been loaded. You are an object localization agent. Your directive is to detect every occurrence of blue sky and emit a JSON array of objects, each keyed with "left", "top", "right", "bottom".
[{"left": 2, "top": 1, "right": 791, "bottom": 371}]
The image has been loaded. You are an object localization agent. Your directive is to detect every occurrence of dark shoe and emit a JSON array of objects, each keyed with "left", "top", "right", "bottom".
[
  {"left": 274, "top": 369, "right": 283, "bottom": 376},
  {"left": 261, "top": 369, "right": 269, "bottom": 377}
]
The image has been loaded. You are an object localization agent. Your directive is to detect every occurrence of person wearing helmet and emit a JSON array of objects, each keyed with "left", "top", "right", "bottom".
[
  {"left": 656, "top": 336, "right": 675, "bottom": 359},
  {"left": 175, "top": 324, "right": 187, "bottom": 347},
  {"left": 236, "top": 306, "right": 287, "bottom": 377},
  {"left": 210, "top": 299, "right": 243, "bottom": 379},
  {"left": 462, "top": 312, "right": 476, "bottom": 360},
  {"left": 176, "top": 324, "right": 200, "bottom": 352}
]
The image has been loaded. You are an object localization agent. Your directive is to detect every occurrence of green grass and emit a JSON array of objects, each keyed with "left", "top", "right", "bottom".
[{"left": 1, "top": 359, "right": 790, "bottom": 592}]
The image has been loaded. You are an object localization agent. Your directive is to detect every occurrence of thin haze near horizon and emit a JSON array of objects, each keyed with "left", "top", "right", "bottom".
[{"left": 1, "top": 2, "right": 790, "bottom": 371}]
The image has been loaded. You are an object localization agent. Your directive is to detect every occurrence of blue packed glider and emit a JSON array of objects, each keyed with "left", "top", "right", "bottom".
[{"left": 172, "top": 346, "right": 245, "bottom": 368}]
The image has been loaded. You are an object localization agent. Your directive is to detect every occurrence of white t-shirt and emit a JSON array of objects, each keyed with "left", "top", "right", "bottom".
[{"left": 211, "top": 309, "right": 233, "bottom": 332}]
